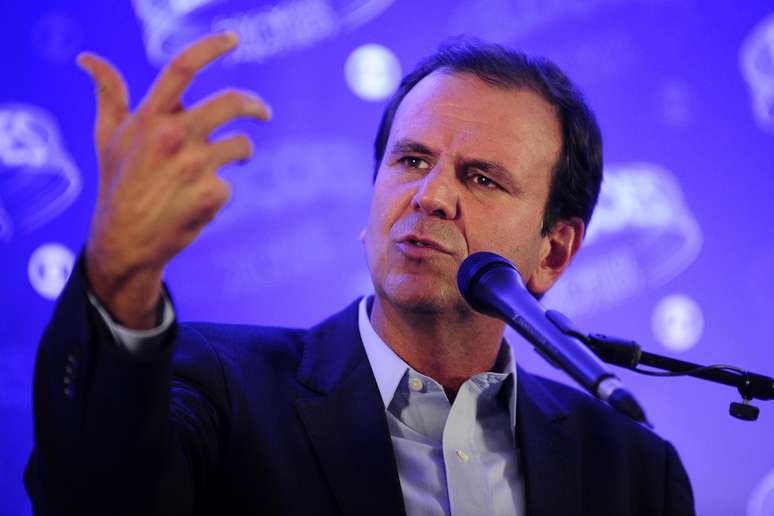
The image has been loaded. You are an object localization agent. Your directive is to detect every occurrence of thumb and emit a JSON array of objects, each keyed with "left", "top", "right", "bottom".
[{"left": 76, "top": 52, "right": 130, "bottom": 157}]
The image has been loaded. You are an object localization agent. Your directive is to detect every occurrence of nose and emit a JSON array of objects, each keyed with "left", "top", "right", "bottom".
[{"left": 412, "top": 165, "right": 459, "bottom": 220}]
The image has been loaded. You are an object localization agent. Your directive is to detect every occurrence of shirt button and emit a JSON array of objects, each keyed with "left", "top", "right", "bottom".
[
  {"left": 409, "top": 378, "right": 423, "bottom": 392},
  {"left": 455, "top": 450, "right": 470, "bottom": 463}
]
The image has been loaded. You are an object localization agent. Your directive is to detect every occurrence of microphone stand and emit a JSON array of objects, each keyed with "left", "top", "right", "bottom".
[{"left": 545, "top": 310, "right": 774, "bottom": 422}]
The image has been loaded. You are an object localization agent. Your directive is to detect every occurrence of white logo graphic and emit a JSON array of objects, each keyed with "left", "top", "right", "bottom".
[
  {"left": 28, "top": 243, "right": 75, "bottom": 300},
  {"left": 0, "top": 105, "right": 82, "bottom": 241},
  {"left": 740, "top": 11, "right": 774, "bottom": 135},
  {"left": 544, "top": 162, "right": 702, "bottom": 318},
  {"left": 449, "top": 0, "right": 624, "bottom": 41},
  {"left": 748, "top": 469, "right": 774, "bottom": 516},
  {"left": 131, "top": 0, "right": 396, "bottom": 66},
  {"left": 651, "top": 294, "right": 703, "bottom": 352},
  {"left": 345, "top": 44, "right": 402, "bottom": 101}
]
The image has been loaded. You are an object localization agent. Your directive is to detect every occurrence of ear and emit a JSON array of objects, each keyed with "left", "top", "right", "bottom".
[{"left": 526, "top": 217, "right": 585, "bottom": 295}]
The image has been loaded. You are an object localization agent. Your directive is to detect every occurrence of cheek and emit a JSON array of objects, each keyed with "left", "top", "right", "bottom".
[
  {"left": 365, "top": 189, "right": 390, "bottom": 243},
  {"left": 465, "top": 210, "right": 544, "bottom": 267},
  {"left": 368, "top": 175, "right": 411, "bottom": 233},
  {"left": 365, "top": 180, "right": 400, "bottom": 256}
]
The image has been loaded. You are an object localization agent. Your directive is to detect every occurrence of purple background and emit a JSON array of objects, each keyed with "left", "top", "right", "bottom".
[{"left": 2, "top": 1, "right": 774, "bottom": 514}]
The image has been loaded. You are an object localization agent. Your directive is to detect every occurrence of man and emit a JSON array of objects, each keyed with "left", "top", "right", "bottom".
[{"left": 26, "top": 32, "right": 695, "bottom": 515}]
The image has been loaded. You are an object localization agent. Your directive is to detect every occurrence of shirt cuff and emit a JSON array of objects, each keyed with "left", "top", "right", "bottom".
[{"left": 86, "top": 290, "right": 175, "bottom": 355}]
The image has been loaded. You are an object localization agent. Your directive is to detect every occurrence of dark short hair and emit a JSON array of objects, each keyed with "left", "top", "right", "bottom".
[{"left": 373, "top": 36, "right": 603, "bottom": 234}]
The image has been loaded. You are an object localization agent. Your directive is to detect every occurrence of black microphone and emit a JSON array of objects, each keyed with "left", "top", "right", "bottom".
[{"left": 457, "top": 251, "right": 648, "bottom": 424}]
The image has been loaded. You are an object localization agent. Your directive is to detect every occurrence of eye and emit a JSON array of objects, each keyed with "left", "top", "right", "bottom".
[
  {"left": 470, "top": 173, "right": 500, "bottom": 190},
  {"left": 399, "top": 156, "right": 430, "bottom": 170}
]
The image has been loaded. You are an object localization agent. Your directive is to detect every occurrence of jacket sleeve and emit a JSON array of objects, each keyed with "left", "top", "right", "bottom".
[
  {"left": 24, "top": 256, "right": 228, "bottom": 516},
  {"left": 663, "top": 440, "right": 696, "bottom": 516}
]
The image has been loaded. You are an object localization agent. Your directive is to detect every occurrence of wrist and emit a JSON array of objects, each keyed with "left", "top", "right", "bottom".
[{"left": 85, "top": 243, "right": 165, "bottom": 330}]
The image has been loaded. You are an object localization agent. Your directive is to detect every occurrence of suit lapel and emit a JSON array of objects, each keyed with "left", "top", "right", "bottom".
[
  {"left": 294, "top": 300, "right": 406, "bottom": 516},
  {"left": 517, "top": 367, "right": 583, "bottom": 516}
]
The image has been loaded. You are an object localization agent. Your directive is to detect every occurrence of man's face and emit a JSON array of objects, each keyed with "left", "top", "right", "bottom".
[{"left": 364, "top": 71, "right": 563, "bottom": 315}]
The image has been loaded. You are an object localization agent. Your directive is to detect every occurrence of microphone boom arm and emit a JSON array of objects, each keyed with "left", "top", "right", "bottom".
[{"left": 546, "top": 309, "right": 774, "bottom": 422}]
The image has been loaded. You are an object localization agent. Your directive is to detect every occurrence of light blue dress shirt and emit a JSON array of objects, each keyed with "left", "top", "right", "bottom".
[{"left": 358, "top": 297, "right": 525, "bottom": 516}]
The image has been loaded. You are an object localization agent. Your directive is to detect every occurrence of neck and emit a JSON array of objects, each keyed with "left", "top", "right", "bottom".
[{"left": 369, "top": 293, "right": 506, "bottom": 395}]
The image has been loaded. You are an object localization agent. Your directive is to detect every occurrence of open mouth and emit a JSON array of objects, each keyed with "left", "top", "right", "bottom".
[{"left": 398, "top": 237, "right": 450, "bottom": 256}]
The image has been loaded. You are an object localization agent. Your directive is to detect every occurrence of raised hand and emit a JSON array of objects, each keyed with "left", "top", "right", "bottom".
[{"left": 77, "top": 32, "right": 271, "bottom": 329}]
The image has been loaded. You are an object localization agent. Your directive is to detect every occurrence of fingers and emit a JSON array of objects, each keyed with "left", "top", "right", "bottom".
[
  {"left": 208, "top": 134, "right": 254, "bottom": 169},
  {"left": 185, "top": 89, "right": 272, "bottom": 138},
  {"left": 143, "top": 31, "right": 239, "bottom": 114},
  {"left": 169, "top": 134, "right": 252, "bottom": 184},
  {"left": 76, "top": 52, "right": 130, "bottom": 153},
  {"left": 186, "top": 176, "right": 232, "bottom": 228}
]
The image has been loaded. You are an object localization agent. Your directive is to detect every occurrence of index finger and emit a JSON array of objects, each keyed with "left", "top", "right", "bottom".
[
  {"left": 76, "top": 52, "right": 130, "bottom": 154},
  {"left": 142, "top": 31, "right": 239, "bottom": 114}
]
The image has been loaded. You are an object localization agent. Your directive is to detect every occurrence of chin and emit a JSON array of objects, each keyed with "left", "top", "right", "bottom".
[{"left": 380, "top": 274, "right": 469, "bottom": 316}]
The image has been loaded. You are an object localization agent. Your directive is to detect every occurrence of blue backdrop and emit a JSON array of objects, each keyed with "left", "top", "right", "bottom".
[{"left": 3, "top": 1, "right": 774, "bottom": 514}]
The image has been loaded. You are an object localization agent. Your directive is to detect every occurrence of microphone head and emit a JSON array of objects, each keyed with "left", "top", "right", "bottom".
[{"left": 457, "top": 251, "right": 519, "bottom": 311}]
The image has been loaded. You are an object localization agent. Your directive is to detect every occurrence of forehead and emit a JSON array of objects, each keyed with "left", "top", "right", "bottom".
[{"left": 388, "top": 71, "right": 562, "bottom": 172}]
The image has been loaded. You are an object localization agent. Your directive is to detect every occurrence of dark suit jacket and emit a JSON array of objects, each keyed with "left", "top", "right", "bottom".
[{"left": 26, "top": 266, "right": 695, "bottom": 515}]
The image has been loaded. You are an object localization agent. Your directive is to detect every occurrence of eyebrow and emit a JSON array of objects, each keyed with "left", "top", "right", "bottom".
[{"left": 388, "top": 138, "right": 437, "bottom": 159}]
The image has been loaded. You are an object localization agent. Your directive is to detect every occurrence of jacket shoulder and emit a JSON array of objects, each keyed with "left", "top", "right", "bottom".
[
  {"left": 526, "top": 372, "right": 664, "bottom": 445},
  {"left": 519, "top": 370, "right": 695, "bottom": 514}
]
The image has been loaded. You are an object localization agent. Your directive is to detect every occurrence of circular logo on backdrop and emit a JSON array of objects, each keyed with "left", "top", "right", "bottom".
[
  {"left": 651, "top": 293, "right": 704, "bottom": 352},
  {"left": 28, "top": 243, "right": 75, "bottom": 300},
  {"left": 345, "top": 44, "right": 402, "bottom": 101}
]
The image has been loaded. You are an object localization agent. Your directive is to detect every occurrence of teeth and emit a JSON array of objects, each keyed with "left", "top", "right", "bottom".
[{"left": 414, "top": 240, "right": 426, "bottom": 247}]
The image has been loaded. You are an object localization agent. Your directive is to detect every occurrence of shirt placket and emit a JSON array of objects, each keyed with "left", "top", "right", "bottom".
[{"left": 443, "top": 379, "right": 491, "bottom": 516}]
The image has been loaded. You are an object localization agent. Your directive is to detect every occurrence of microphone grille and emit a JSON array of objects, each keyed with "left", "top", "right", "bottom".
[{"left": 456, "top": 251, "right": 517, "bottom": 302}]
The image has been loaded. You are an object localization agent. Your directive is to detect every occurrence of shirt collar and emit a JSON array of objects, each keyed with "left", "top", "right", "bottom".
[
  {"left": 358, "top": 296, "right": 518, "bottom": 430},
  {"left": 358, "top": 296, "right": 409, "bottom": 409}
]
